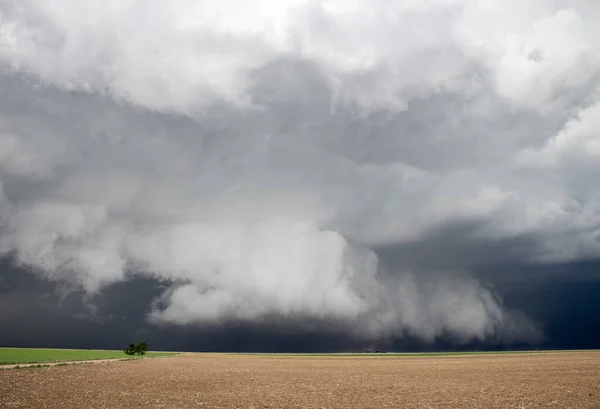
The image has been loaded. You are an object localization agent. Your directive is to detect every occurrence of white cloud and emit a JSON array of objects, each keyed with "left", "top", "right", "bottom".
[{"left": 0, "top": 0, "right": 598, "bottom": 344}]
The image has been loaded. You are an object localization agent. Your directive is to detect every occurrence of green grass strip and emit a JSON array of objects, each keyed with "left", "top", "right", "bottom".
[{"left": 0, "top": 348, "right": 176, "bottom": 365}]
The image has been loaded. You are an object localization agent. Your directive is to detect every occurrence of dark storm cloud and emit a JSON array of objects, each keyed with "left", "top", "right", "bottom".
[
  {"left": 1, "top": 1, "right": 600, "bottom": 350},
  {"left": 2, "top": 258, "right": 599, "bottom": 351}
]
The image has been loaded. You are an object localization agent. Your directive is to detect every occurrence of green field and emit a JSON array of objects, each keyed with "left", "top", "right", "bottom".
[{"left": 0, "top": 348, "right": 176, "bottom": 365}]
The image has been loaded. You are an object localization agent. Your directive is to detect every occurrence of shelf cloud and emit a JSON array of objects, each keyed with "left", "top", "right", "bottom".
[{"left": 1, "top": 0, "right": 600, "bottom": 348}]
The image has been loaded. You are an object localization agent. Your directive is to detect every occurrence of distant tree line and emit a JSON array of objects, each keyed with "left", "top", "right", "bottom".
[{"left": 124, "top": 342, "right": 149, "bottom": 355}]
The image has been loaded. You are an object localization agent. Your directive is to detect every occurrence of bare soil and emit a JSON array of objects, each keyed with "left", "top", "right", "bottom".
[{"left": 1, "top": 351, "right": 599, "bottom": 408}]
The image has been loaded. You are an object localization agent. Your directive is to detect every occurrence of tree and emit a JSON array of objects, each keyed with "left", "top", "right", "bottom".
[
  {"left": 135, "top": 341, "right": 149, "bottom": 355},
  {"left": 124, "top": 343, "right": 137, "bottom": 355},
  {"left": 124, "top": 342, "right": 149, "bottom": 355}
]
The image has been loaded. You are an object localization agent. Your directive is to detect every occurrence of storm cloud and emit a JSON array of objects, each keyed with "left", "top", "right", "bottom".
[{"left": 1, "top": 0, "right": 600, "bottom": 350}]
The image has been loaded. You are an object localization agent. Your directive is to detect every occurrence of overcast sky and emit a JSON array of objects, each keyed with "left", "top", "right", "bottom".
[{"left": 1, "top": 0, "right": 600, "bottom": 351}]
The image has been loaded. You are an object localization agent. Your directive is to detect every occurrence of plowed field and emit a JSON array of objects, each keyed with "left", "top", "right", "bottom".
[{"left": 2, "top": 352, "right": 599, "bottom": 408}]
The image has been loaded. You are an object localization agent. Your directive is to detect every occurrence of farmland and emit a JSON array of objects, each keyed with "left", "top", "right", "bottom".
[
  {"left": 2, "top": 351, "right": 600, "bottom": 408},
  {"left": 0, "top": 348, "right": 175, "bottom": 365}
]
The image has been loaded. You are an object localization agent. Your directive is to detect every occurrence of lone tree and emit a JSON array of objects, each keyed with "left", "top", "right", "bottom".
[
  {"left": 124, "top": 343, "right": 136, "bottom": 355},
  {"left": 135, "top": 341, "right": 149, "bottom": 355},
  {"left": 124, "top": 342, "right": 149, "bottom": 355}
]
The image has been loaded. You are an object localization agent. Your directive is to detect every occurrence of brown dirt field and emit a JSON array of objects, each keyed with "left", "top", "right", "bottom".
[{"left": 1, "top": 352, "right": 599, "bottom": 408}]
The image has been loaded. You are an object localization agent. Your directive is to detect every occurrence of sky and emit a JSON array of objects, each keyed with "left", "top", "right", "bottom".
[{"left": 0, "top": 0, "right": 600, "bottom": 352}]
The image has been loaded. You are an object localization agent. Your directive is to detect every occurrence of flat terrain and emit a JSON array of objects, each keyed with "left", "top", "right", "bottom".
[
  {"left": 0, "top": 348, "right": 175, "bottom": 365},
  {"left": 1, "top": 351, "right": 599, "bottom": 408}
]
